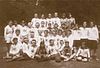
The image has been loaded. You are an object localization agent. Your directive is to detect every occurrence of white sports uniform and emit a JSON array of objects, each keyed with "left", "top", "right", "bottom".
[
  {"left": 12, "top": 34, "right": 22, "bottom": 43},
  {"left": 88, "top": 26, "right": 99, "bottom": 41},
  {"left": 4, "top": 25, "right": 13, "bottom": 43},
  {"left": 43, "top": 35, "right": 50, "bottom": 47},
  {"left": 48, "top": 45, "right": 58, "bottom": 56},
  {"left": 56, "top": 42, "right": 65, "bottom": 52},
  {"left": 27, "top": 27, "right": 35, "bottom": 43},
  {"left": 12, "top": 24, "right": 21, "bottom": 35},
  {"left": 20, "top": 26, "right": 29, "bottom": 37},
  {"left": 76, "top": 48, "right": 90, "bottom": 58},
  {"left": 66, "top": 34, "right": 74, "bottom": 48},
  {"left": 9, "top": 43, "right": 22, "bottom": 55},
  {"left": 67, "top": 17, "right": 75, "bottom": 24},
  {"left": 46, "top": 18, "right": 53, "bottom": 27},
  {"left": 40, "top": 18, "right": 47, "bottom": 27},
  {"left": 79, "top": 27, "right": 89, "bottom": 39},
  {"left": 72, "top": 29, "right": 81, "bottom": 40},
  {"left": 27, "top": 45, "right": 38, "bottom": 58},
  {"left": 31, "top": 18, "right": 40, "bottom": 28},
  {"left": 60, "top": 18, "right": 67, "bottom": 24},
  {"left": 52, "top": 17, "right": 61, "bottom": 27}
]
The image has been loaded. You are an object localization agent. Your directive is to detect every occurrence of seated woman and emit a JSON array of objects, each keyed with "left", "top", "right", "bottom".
[
  {"left": 64, "top": 41, "right": 90, "bottom": 62},
  {"left": 8, "top": 38, "right": 22, "bottom": 61},
  {"left": 60, "top": 41, "right": 72, "bottom": 61},
  {"left": 27, "top": 39, "right": 38, "bottom": 59},
  {"left": 48, "top": 39, "right": 61, "bottom": 62},
  {"left": 76, "top": 41, "right": 90, "bottom": 62},
  {"left": 35, "top": 40, "right": 48, "bottom": 61}
]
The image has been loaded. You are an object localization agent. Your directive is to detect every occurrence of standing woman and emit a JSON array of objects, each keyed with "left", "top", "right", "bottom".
[
  {"left": 79, "top": 21, "right": 89, "bottom": 47},
  {"left": 88, "top": 22, "right": 99, "bottom": 60},
  {"left": 67, "top": 13, "right": 75, "bottom": 29},
  {"left": 4, "top": 20, "right": 14, "bottom": 58}
]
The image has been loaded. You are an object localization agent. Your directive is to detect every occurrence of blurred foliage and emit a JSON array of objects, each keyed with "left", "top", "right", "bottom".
[{"left": 0, "top": 0, "right": 100, "bottom": 35}]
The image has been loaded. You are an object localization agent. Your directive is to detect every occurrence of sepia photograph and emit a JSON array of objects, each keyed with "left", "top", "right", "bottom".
[{"left": 0, "top": 0, "right": 100, "bottom": 68}]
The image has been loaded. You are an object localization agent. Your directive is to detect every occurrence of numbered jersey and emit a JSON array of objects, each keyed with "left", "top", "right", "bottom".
[
  {"left": 40, "top": 19, "right": 47, "bottom": 27},
  {"left": 46, "top": 18, "right": 53, "bottom": 27},
  {"left": 52, "top": 17, "right": 61, "bottom": 27},
  {"left": 31, "top": 18, "right": 40, "bottom": 27}
]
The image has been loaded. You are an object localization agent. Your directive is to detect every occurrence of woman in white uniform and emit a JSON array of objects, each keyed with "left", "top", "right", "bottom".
[{"left": 4, "top": 20, "right": 14, "bottom": 58}]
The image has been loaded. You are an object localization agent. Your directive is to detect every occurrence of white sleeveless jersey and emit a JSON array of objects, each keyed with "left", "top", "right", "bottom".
[{"left": 31, "top": 18, "right": 40, "bottom": 27}]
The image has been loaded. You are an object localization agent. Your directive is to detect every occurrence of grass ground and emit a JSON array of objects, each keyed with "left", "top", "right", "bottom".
[{"left": 0, "top": 37, "right": 100, "bottom": 68}]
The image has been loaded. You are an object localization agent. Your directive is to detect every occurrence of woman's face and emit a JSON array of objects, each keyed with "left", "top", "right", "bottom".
[
  {"left": 90, "top": 22, "right": 94, "bottom": 27},
  {"left": 60, "top": 40, "right": 64, "bottom": 45},
  {"left": 50, "top": 40, "right": 54, "bottom": 46},
  {"left": 32, "top": 40, "right": 36, "bottom": 45},
  {"left": 83, "top": 22, "right": 87, "bottom": 27},
  {"left": 48, "top": 14, "right": 52, "bottom": 18}
]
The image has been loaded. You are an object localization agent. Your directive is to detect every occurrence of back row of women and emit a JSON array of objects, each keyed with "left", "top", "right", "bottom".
[{"left": 4, "top": 12, "right": 99, "bottom": 62}]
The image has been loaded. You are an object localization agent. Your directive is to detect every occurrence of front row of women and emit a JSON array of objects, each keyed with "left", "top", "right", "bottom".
[{"left": 7, "top": 37, "right": 91, "bottom": 62}]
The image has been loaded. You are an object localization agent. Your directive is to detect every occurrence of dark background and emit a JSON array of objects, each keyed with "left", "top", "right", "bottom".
[
  {"left": 0, "top": 0, "right": 100, "bottom": 35},
  {"left": 0, "top": 1, "right": 100, "bottom": 68}
]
